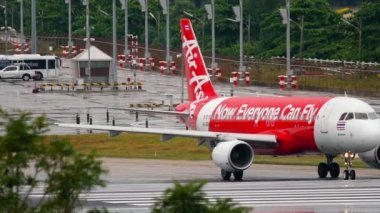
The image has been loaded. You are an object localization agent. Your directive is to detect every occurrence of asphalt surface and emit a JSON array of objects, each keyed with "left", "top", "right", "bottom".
[
  {"left": 2, "top": 60, "right": 380, "bottom": 212},
  {"left": 26, "top": 158, "right": 380, "bottom": 213},
  {"left": 0, "top": 59, "right": 379, "bottom": 135}
]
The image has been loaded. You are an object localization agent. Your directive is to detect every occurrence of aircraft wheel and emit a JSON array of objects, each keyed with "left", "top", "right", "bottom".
[
  {"left": 233, "top": 171, "right": 243, "bottom": 181},
  {"left": 343, "top": 170, "right": 349, "bottom": 180},
  {"left": 329, "top": 162, "right": 340, "bottom": 178},
  {"left": 349, "top": 170, "right": 356, "bottom": 180},
  {"left": 318, "top": 162, "right": 328, "bottom": 178},
  {"left": 221, "top": 169, "right": 231, "bottom": 181}
]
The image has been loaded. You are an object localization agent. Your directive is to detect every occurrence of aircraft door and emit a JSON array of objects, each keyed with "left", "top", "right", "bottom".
[{"left": 320, "top": 104, "right": 334, "bottom": 134}]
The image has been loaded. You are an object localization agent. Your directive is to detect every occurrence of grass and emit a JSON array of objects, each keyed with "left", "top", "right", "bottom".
[
  {"left": 45, "top": 133, "right": 369, "bottom": 168},
  {"left": 45, "top": 133, "right": 210, "bottom": 160}
]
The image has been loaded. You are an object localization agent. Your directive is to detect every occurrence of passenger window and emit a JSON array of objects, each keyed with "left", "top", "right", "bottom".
[
  {"left": 355, "top": 113, "right": 368, "bottom": 120},
  {"left": 345, "top": 112, "right": 354, "bottom": 120},
  {"left": 339, "top": 113, "right": 347, "bottom": 121}
]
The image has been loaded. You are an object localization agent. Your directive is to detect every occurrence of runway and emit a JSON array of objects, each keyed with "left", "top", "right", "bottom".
[
  {"left": 80, "top": 180, "right": 380, "bottom": 212},
  {"left": 26, "top": 158, "right": 380, "bottom": 212}
]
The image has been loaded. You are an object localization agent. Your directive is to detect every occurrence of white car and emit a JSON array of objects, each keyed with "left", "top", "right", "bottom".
[{"left": 0, "top": 63, "right": 39, "bottom": 81}]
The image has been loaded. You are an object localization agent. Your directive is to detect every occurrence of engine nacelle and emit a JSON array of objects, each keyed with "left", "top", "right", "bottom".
[
  {"left": 359, "top": 145, "right": 380, "bottom": 169},
  {"left": 211, "top": 140, "right": 254, "bottom": 172}
]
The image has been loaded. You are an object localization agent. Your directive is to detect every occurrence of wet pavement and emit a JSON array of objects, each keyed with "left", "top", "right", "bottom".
[{"left": 1, "top": 59, "right": 379, "bottom": 135}]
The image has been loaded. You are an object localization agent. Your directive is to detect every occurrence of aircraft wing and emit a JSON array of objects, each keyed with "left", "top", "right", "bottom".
[{"left": 55, "top": 123, "right": 277, "bottom": 147}]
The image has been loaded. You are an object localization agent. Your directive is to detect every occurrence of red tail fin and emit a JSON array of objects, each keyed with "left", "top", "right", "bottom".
[{"left": 180, "top": 18, "right": 218, "bottom": 102}]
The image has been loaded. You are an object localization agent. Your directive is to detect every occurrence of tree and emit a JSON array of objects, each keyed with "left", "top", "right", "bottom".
[
  {"left": 0, "top": 109, "right": 107, "bottom": 213},
  {"left": 152, "top": 181, "right": 250, "bottom": 213},
  {"left": 256, "top": 0, "right": 344, "bottom": 59},
  {"left": 352, "top": 2, "right": 380, "bottom": 62}
]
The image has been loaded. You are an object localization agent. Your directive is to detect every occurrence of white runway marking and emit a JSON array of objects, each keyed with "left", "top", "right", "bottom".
[{"left": 26, "top": 180, "right": 380, "bottom": 209}]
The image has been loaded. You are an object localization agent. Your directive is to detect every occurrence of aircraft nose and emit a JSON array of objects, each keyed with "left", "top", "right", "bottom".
[{"left": 360, "top": 121, "right": 380, "bottom": 149}]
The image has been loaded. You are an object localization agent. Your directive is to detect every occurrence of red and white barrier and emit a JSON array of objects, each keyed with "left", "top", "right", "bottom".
[
  {"left": 13, "top": 42, "right": 30, "bottom": 53},
  {"left": 170, "top": 61, "right": 176, "bottom": 74},
  {"left": 139, "top": 58, "right": 146, "bottom": 71},
  {"left": 245, "top": 72, "right": 250, "bottom": 86},
  {"left": 159, "top": 61, "right": 177, "bottom": 74},
  {"left": 215, "top": 68, "right": 221, "bottom": 78},
  {"left": 278, "top": 75, "right": 297, "bottom": 90},
  {"left": 278, "top": 75, "right": 286, "bottom": 90},
  {"left": 61, "top": 45, "right": 79, "bottom": 58},
  {"left": 118, "top": 54, "right": 126, "bottom": 68},
  {"left": 207, "top": 67, "right": 222, "bottom": 79},
  {"left": 138, "top": 57, "right": 155, "bottom": 71},
  {"left": 232, "top": 72, "right": 238, "bottom": 87},
  {"left": 159, "top": 61, "right": 166, "bottom": 74},
  {"left": 150, "top": 57, "right": 155, "bottom": 71},
  {"left": 291, "top": 75, "right": 297, "bottom": 89}
]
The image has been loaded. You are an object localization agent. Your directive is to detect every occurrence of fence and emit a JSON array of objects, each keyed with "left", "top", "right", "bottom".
[{"left": 3, "top": 35, "right": 380, "bottom": 96}]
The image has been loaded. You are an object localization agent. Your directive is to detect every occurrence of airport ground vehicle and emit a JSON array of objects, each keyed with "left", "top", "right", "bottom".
[
  {"left": 0, "top": 54, "right": 60, "bottom": 80},
  {"left": 57, "top": 19, "right": 380, "bottom": 181},
  {"left": 0, "top": 63, "right": 38, "bottom": 81}
]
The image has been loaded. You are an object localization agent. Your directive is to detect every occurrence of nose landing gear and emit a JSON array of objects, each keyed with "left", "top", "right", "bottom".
[{"left": 343, "top": 152, "right": 356, "bottom": 180}]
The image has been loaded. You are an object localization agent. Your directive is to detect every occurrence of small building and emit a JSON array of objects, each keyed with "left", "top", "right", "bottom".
[{"left": 71, "top": 45, "right": 113, "bottom": 83}]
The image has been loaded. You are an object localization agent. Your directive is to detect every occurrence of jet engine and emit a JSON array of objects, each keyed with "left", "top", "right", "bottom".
[
  {"left": 211, "top": 140, "right": 254, "bottom": 172},
  {"left": 359, "top": 145, "right": 380, "bottom": 169}
]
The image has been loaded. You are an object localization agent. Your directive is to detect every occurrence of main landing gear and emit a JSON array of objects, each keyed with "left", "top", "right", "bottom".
[
  {"left": 343, "top": 152, "right": 356, "bottom": 180},
  {"left": 221, "top": 169, "right": 243, "bottom": 181},
  {"left": 318, "top": 154, "right": 340, "bottom": 179}
]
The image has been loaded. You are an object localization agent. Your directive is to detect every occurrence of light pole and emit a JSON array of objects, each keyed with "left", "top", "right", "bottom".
[
  {"left": 342, "top": 18, "right": 362, "bottom": 62},
  {"left": 149, "top": 12, "right": 159, "bottom": 35},
  {"left": 1, "top": 4, "right": 8, "bottom": 54},
  {"left": 205, "top": 1, "right": 216, "bottom": 78},
  {"left": 159, "top": 0, "right": 171, "bottom": 74},
  {"left": 138, "top": 0, "right": 150, "bottom": 71},
  {"left": 65, "top": 0, "right": 73, "bottom": 58},
  {"left": 31, "top": 0, "right": 37, "bottom": 53},
  {"left": 2, "top": 4, "right": 14, "bottom": 29},
  {"left": 286, "top": 0, "right": 291, "bottom": 85},
  {"left": 119, "top": 0, "right": 129, "bottom": 56},
  {"left": 112, "top": 0, "right": 117, "bottom": 83},
  {"left": 280, "top": 0, "right": 292, "bottom": 88},
  {"left": 183, "top": 11, "right": 205, "bottom": 49},
  {"left": 229, "top": 0, "right": 244, "bottom": 83},
  {"left": 17, "top": 0, "right": 24, "bottom": 53},
  {"left": 83, "top": 0, "right": 91, "bottom": 86},
  {"left": 238, "top": 0, "right": 244, "bottom": 82}
]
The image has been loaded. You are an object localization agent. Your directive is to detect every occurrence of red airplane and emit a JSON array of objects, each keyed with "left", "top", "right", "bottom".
[{"left": 57, "top": 19, "right": 380, "bottom": 181}]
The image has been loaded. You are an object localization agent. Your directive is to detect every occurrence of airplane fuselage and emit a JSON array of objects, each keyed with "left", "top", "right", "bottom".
[{"left": 182, "top": 96, "right": 379, "bottom": 156}]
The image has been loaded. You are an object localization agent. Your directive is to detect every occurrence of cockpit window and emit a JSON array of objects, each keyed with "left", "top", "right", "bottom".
[
  {"left": 339, "top": 113, "right": 347, "bottom": 121},
  {"left": 368, "top": 112, "right": 379, "bottom": 120},
  {"left": 355, "top": 113, "right": 368, "bottom": 120},
  {"left": 345, "top": 112, "right": 354, "bottom": 120}
]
